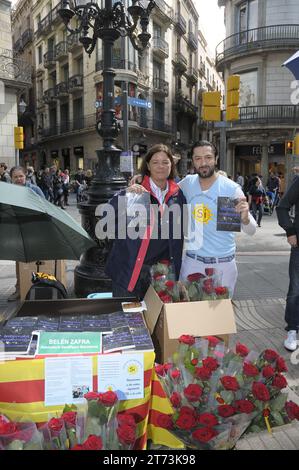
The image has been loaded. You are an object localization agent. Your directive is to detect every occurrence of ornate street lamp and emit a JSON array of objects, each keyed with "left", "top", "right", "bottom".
[{"left": 59, "top": 1, "right": 156, "bottom": 296}]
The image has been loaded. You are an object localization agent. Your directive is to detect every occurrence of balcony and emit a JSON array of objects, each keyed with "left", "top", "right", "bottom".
[
  {"left": 186, "top": 66, "right": 198, "bottom": 85},
  {"left": 40, "top": 114, "right": 96, "bottom": 138},
  {"left": 21, "top": 29, "right": 33, "bottom": 48},
  {"left": 152, "top": 37, "right": 169, "bottom": 59},
  {"left": 174, "top": 91, "right": 198, "bottom": 118},
  {"left": 43, "top": 88, "right": 56, "bottom": 104},
  {"left": 36, "top": 12, "right": 52, "bottom": 37},
  {"left": 43, "top": 50, "right": 56, "bottom": 69},
  {"left": 137, "top": 115, "right": 171, "bottom": 133},
  {"left": 216, "top": 24, "right": 299, "bottom": 70},
  {"left": 230, "top": 105, "right": 299, "bottom": 126},
  {"left": 198, "top": 62, "right": 206, "bottom": 77},
  {"left": 153, "top": 119, "right": 171, "bottom": 133},
  {"left": 152, "top": 77, "right": 169, "bottom": 97},
  {"left": 55, "top": 81, "right": 69, "bottom": 99},
  {"left": 95, "top": 59, "right": 137, "bottom": 73},
  {"left": 174, "top": 13, "right": 187, "bottom": 35},
  {"left": 51, "top": 1, "right": 63, "bottom": 25},
  {"left": 55, "top": 41, "right": 68, "bottom": 61},
  {"left": 188, "top": 31, "right": 198, "bottom": 51},
  {"left": 153, "top": 0, "right": 174, "bottom": 26},
  {"left": 172, "top": 52, "right": 187, "bottom": 74},
  {"left": 67, "top": 32, "right": 82, "bottom": 52},
  {"left": 69, "top": 74, "right": 83, "bottom": 92},
  {"left": 0, "top": 47, "right": 32, "bottom": 85},
  {"left": 13, "top": 38, "right": 23, "bottom": 54}
]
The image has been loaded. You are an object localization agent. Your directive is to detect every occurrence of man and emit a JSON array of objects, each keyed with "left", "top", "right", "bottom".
[
  {"left": 179, "top": 141, "right": 256, "bottom": 295},
  {"left": 276, "top": 177, "right": 299, "bottom": 351},
  {"left": 0, "top": 163, "right": 11, "bottom": 183},
  {"left": 267, "top": 171, "right": 280, "bottom": 206}
]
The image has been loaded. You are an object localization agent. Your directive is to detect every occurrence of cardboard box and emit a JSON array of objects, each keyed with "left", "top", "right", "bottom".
[
  {"left": 18, "top": 260, "right": 66, "bottom": 300},
  {"left": 143, "top": 285, "right": 237, "bottom": 363}
]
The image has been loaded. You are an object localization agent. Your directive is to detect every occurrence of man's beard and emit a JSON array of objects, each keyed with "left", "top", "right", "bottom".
[{"left": 196, "top": 165, "right": 216, "bottom": 179}]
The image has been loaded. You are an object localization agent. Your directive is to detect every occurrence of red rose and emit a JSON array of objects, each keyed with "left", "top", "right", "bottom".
[
  {"left": 158, "top": 293, "right": 172, "bottom": 303},
  {"left": 192, "top": 427, "right": 218, "bottom": 443},
  {"left": 187, "top": 273, "right": 205, "bottom": 282},
  {"left": 165, "top": 280, "right": 175, "bottom": 289},
  {"left": 220, "top": 376, "right": 240, "bottom": 391},
  {"left": 164, "top": 363, "right": 173, "bottom": 372},
  {"left": 155, "top": 364, "right": 165, "bottom": 377},
  {"left": 285, "top": 401, "right": 299, "bottom": 420},
  {"left": 202, "top": 285, "right": 214, "bottom": 295},
  {"left": 99, "top": 390, "right": 118, "bottom": 406},
  {"left": 184, "top": 384, "right": 203, "bottom": 402},
  {"left": 61, "top": 411, "right": 77, "bottom": 427},
  {"left": 218, "top": 405, "right": 235, "bottom": 418},
  {"left": 272, "top": 374, "right": 288, "bottom": 390},
  {"left": 263, "top": 408, "right": 270, "bottom": 418},
  {"left": 252, "top": 382, "right": 270, "bottom": 402},
  {"left": 263, "top": 349, "right": 279, "bottom": 362},
  {"left": 84, "top": 391, "right": 102, "bottom": 401},
  {"left": 180, "top": 406, "right": 196, "bottom": 416},
  {"left": 176, "top": 412, "right": 197, "bottom": 430},
  {"left": 194, "top": 366, "right": 212, "bottom": 381},
  {"left": 83, "top": 435, "right": 103, "bottom": 450},
  {"left": 198, "top": 413, "right": 219, "bottom": 427},
  {"left": 243, "top": 362, "right": 259, "bottom": 377},
  {"left": 202, "top": 357, "right": 219, "bottom": 371},
  {"left": 191, "top": 358, "right": 198, "bottom": 366},
  {"left": 179, "top": 335, "right": 195, "bottom": 346},
  {"left": 276, "top": 357, "right": 288, "bottom": 373},
  {"left": 262, "top": 366, "right": 275, "bottom": 378},
  {"left": 48, "top": 417, "right": 64, "bottom": 436},
  {"left": 215, "top": 287, "right": 228, "bottom": 296},
  {"left": 117, "top": 413, "right": 136, "bottom": 429},
  {"left": 117, "top": 424, "right": 136, "bottom": 445},
  {"left": 13, "top": 426, "right": 34, "bottom": 443},
  {"left": 159, "top": 259, "right": 170, "bottom": 265},
  {"left": 206, "top": 336, "right": 220, "bottom": 348},
  {"left": 170, "top": 392, "right": 182, "bottom": 408},
  {"left": 234, "top": 399, "right": 255, "bottom": 414},
  {"left": 156, "top": 414, "right": 173, "bottom": 430},
  {"left": 205, "top": 268, "right": 215, "bottom": 276},
  {"left": 171, "top": 369, "right": 181, "bottom": 380},
  {"left": 72, "top": 444, "right": 84, "bottom": 450},
  {"left": 236, "top": 342, "right": 249, "bottom": 357},
  {"left": 0, "top": 421, "right": 18, "bottom": 435}
]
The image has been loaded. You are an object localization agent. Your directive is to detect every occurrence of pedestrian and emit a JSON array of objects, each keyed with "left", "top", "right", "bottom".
[
  {"left": 63, "top": 169, "right": 70, "bottom": 206},
  {"left": 0, "top": 163, "right": 11, "bottom": 183},
  {"left": 178, "top": 141, "right": 256, "bottom": 296},
  {"left": 267, "top": 171, "right": 280, "bottom": 207},
  {"left": 106, "top": 144, "right": 186, "bottom": 299},
  {"left": 7, "top": 166, "right": 45, "bottom": 302},
  {"left": 235, "top": 172, "right": 244, "bottom": 189},
  {"left": 26, "top": 166, "right": 36, "bottom": 185},
  {"left": 53, "top": 169, "right": 65, "bottom": 209},
  {"left": 129, "top": 141, "right": 257, "bottom": 296},
  {"left": 248, "top": 176, "right": 267, "bottom": 227},
  {"left": 276, "top": 177, "right": 299, "bottom": 351}
]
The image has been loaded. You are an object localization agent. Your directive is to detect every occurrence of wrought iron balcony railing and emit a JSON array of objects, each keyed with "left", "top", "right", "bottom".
[
  {"left": 55, "top": 81, "right": 69, "bottom": 98},
  {"left": 0, "top": 47, "right": 32, "bottom": 84},
  {"left": 22, "top": 29, "right": 33, "bottom": 47},
  {"left": 174, "top": 13, "right": 187, "bottom": 35},
  {"left": 153, "top": 0, "right": 174, "bottom": 23},
  {"left": 67, "top": 32, "right": 82, "bottom": 51},
  {"left": 13, "top": 38, "right": 23, "bottom": 54},
  {"left": 152, "top": 77, "right": 169, "bottom": 96},
  {"left": 43, "top": 88, "right": 56, "bottom": 104},
  {"left": 55, "top": 41, "right": 68, "bottom": 61},
  {"left": 186, "top": 66, "right": 198, "bottom": 84},
  {"left": 188, "top": 31, "right": 198, "bottom": 51},
  {"left": 40, "top": 114, "right": 96, "bottom": 138},
  {"left": 95, "top": 59, "right": 137, "bottom": 73},
  {"left": 44, "top": 50, "right": 56, "bottom": 68},
  {"left": 36, "top": 12, "right": 52, "bottom": 37},
  {"left": 216, "top": 24, "right": 299, "bottom": 66},
  {"left": 231, "top": 105, "right": 299, "bottom": 124},
  {"left": 137, "top": 115, "right": 171, "bottom": 133},
  {"left": 69, "top": 74, "right": 83, "bottom": 91},
  {"left": 152, "top": 37, "right": 169, "bottom": 58}
]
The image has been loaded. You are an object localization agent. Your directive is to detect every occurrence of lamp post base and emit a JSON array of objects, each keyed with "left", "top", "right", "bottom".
[{"left": 73, "top": 147, "right": 127, "bottom": 297}]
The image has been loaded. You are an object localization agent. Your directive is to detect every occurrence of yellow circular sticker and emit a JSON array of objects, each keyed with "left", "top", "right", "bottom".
[
  {"left": 192, "top": 203, "right": 213, "bottom": 224},
  {"left": 127, "top": 364, "right": 139, "bottom": 375}
]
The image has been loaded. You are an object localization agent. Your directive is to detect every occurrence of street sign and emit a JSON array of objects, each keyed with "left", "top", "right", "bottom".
[
  {"left": 95, "top": 96, "right": 121, "bottom": 108},
  {"left": 120, "top": 151, "right": 134, "bottom": 174},
  {"left": 127, "top": 97, "right": 152, "bottom": 109}
]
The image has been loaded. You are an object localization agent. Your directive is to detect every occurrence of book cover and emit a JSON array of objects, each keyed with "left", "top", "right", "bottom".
[
  {"left": 217, "top": 197, "right": 241, "bottom": 232},
  {"left": 102, "top": 326, "right": 135, "bottom": 353},
  {"left": 81, "top": 314, "right": 112, "bottom": 334}
]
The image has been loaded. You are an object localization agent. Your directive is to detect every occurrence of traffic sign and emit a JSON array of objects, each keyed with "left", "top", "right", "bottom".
[{"left": 127, "top": 97, "right": 152, "bottom": 109}]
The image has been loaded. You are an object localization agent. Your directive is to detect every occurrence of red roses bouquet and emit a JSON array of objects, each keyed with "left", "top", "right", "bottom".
[
  {"left": 155, "top": 335, "right": 299, "bottom": 449},
  {"left": 0, "top": 415, "right": 43, "bottom": 450},
  {"left": 39, "top": 416, "right": 68, "bottom": 450}
]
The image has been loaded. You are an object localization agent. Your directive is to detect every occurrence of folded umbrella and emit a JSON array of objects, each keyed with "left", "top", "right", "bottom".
[{"left": 0, "top": 182, "right": 96, "bottom": 262}]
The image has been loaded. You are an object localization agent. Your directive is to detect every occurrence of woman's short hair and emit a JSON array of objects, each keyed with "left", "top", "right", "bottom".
[
  {"left": 10, "top": 165, "right": 26, "bottom": 178},
  {"left": 140, "top": 144, "right": 175, "bottom": 179}
]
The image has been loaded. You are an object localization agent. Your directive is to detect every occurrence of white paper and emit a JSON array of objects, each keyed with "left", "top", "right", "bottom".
[
  {"left": 45, "top": 356, "right": 93, "bottom": 406},
  {"left": 121, "top": 300, "right": 147, "bottom": 312},
  {"left": 98, "top": 352, "right": 144, "bottom": 400}
]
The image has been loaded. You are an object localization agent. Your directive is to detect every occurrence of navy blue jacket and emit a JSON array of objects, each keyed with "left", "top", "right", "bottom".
[{"left": 105, "top": 176, "right": 187, "bottom": 293}]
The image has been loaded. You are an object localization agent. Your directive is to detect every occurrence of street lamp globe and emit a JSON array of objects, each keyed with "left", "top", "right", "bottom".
[{"left": 18, "top": 98, "right": 27, "bottom": 114}]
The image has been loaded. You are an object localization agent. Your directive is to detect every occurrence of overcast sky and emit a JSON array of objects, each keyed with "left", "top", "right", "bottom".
[{"left": 197, "top": 0, "right": 226, "bottom": 58}]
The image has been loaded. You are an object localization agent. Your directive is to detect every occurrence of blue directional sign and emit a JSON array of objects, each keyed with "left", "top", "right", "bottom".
[
  {"left": 127, "top": 97, "right": 152, "bottom": 109},
  {"left": 95, "top": 96, "right": 122, "bottom": 108}
]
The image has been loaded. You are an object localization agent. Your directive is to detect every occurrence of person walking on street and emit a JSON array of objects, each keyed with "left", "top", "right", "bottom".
[
  {"left": 248, "top": 176, "right": 267, "bottom": 227},
  {"left": 0, "top": 163, "right": 11, "bottom": 183},
  {"left": 276, "top": 177, "right": 299, "bottom": 351},
  {"left": 235, "top": 172, "right": 244, "bottom": 189}
]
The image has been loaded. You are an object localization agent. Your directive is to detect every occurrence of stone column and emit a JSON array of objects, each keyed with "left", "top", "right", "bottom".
[
  {"left": 261, "top": 144, "right": 269, "bottom": 184},
  {"left": 226, "top": 142, "right": 234, "bottom": 177}
]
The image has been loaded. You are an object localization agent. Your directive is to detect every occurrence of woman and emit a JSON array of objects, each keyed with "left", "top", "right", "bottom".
[
  {"left": 248, "top": 176, "right": 266, "bottom": 227},
  {"left": 105, "top": 144, "right": 186, "bottom": 299},
  {"left": 7, "top": 166, "right": 45, "bottom": 301}
]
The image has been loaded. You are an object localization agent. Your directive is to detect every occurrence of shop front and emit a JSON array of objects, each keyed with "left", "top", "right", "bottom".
[{"left": 235, "top": 143, "right": 285, "bottom": 178}]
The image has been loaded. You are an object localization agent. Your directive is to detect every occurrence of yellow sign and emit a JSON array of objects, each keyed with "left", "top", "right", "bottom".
[{"left": 192, "top": 204, "right": 213, "bottom": 224}]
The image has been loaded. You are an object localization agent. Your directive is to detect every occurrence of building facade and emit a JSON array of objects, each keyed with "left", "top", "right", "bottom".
[
  {"left": 216, "top": 0, "right": 299, "bottom": 182},
  {"left": 0, "top": 0, "right": 31, "bottom": 168}
]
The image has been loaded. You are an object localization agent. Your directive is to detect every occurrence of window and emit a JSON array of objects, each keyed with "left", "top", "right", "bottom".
[
  {"left": 153, "top": 23, "right": 161, "bottom": 38},
  {"left": 239, "top": 70, "right": 258, "bottom": 106},
  {"left": 38, "top": 45, "right": 43, "bottom": 64},
  {"left": 238, "top": 1, "right": 258, "bottom": 43},
  {"left": 153, "top": 60, "right": 162, "bottom": 79}
]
